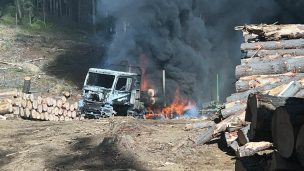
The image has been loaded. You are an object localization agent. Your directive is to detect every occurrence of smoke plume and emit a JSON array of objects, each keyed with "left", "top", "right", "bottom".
[{"left": 96, "top": 0, "right": 304, "bottom": 104}]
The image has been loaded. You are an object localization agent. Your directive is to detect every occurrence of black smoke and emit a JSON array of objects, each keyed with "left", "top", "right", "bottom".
[{"left": 96, "top": 0, "right": 304, "bottom": 104}]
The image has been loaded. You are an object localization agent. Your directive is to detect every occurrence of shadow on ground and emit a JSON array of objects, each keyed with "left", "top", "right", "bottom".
[
  {"left": 43, "top": 43, "right": 105, "bottom": 88},
  {"left": 47, "top": 136, "right": 145, "bottom": 171}
]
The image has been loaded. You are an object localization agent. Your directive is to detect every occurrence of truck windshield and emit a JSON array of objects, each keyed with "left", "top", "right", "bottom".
[{"left": 86, "top": 72, "right": 115, "bottom": 89}]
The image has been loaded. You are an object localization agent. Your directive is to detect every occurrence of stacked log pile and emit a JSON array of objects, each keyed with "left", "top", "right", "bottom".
[
  {"left": 0, "top": 89, "right": 81, "bottom": 121},
  {"left": 199, "top": 24, "right": 304, "bottom": 169}
]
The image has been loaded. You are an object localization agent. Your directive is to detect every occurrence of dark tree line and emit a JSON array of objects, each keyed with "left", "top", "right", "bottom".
[{"left": 14, "top": 0, "right": 97, "bottom": 31}]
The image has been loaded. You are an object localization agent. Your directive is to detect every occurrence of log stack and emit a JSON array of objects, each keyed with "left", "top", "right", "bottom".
[
  {"left": 198, "top": 24, "right": 304, "bottom": 169},
  {"left": 0, "top": 90, "right": 81, "bottom": 121}
]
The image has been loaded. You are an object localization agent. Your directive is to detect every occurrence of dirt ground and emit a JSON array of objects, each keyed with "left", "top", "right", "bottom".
[{"left": 0, "top": 117, "right": 235, "bottom": 171}]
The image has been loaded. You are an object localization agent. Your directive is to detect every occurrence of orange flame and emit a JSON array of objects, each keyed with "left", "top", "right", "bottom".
[
  {"left": 161, "top": 89, "right": 195, "bottom": 118},
  {"left": 139, "top": 54, "right": 149, "bottom": 91}
]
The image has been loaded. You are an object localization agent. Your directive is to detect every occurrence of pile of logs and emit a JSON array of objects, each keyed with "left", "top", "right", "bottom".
[
  {"left": 199, "top": 24, "right": 304, "bottom": 169},
  {"left": 0, "top": 89, "right": 81, "bottom": 121}
]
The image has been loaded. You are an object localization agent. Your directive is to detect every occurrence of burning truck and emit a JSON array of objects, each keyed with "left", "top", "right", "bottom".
[{"left": 78, "top": 65, "right": 200, "bottom": 119}]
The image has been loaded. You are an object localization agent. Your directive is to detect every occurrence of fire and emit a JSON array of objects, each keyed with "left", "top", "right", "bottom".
[
  {"left": 161, "top": 89, "right": 196, "bottom": 118},
  {"left": 139, "top": 54, "right": 197, "bottom": 119}
]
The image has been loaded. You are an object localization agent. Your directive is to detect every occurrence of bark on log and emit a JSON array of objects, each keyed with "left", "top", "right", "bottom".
[
  {"left": 246, "top": 93, "right": 304, "bottom": 142},
  {"left": 272, "top": 107, "right": 304, "bottom": 158},
  {"left": 235, "top": 56, "right": 304, "bottom": 79},
  {"left": 235, "top": 155, "right": 268, "bottom": 171},
  {"left": 239, "top": 24, "right": 304, "bottom": 41},
  {"left": 246, "top": 49, "right": 304, "bottom": 58},
  {"left": 270, "top": 151, "right": 303, "bottom": 171},
  {"left": 241, "top": 39, "right": 304, "bottom": 52},
  {"left": 0, "top": 99, "right": 13, "bottom": 115},
  {"left": 0, "top": 89, "right": 18, "bottom": 97},
  {"left": 221, "top": 101, "right": 247, "bottom": 118},
  {"left": 237, "top": 124, "right": 250, "bottom": 146},
  {"left": 296, "top": 125, "right": 304, "bottom": 167},
  {"left": 236, "top": 142, "right": 272, "bottom": 157},
  {"left": 214, "top": 111, "right": 246, "bottom": 135},
  {"left": 236, "top": 72, "right": 304, "bottom": 93},
  {"left": 196, "top": 125, "right": 216, "bottom": 145},
  {"left": 22, "top": 77, "right": 31, "bottom": 94}
]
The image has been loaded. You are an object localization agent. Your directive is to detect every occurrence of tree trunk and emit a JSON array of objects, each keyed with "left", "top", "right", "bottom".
[
  {"left": 236, "top": 142, "right": 272, "bottom": 157},
  {"left": 246, "top": 93, "right": 304, "bottom": 142},
  {"left": 236, "top": 72, "right": 304, "bottom": 93},
  {"left": 237, "top": 124, "right": 250, "bottom": 145},
  {"left": 221, "top": 101, "right": 247, "bottom": 118},
  {"left": 272, "top": 107, "right": 304, "bottom": 158},
  {"left": 241, "top": 39, "right": 304, "bottom": 52},
  {"left": 246, "top": 49, "right": 304, "bottom": 58},
  {"left": 239, "top": 24, "right": 304, "bottom": 41},
  {"left": 0, "top": 99, "right": 13, "bottom": 115},
  {"left": 270, "top": 151, "right": 303, "bottom": 170},
  {"left": 235, "top": 56, "right": 304, "bottom": 79},
  {"left": 296, "top": 125, "right": 304, "bottom": 167},
  {"left": 22, "top": 77, "right": 31, "bottom": 94}
]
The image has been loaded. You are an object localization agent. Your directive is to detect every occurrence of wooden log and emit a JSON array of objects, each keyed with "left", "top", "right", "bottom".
[
  {"left": 47, "top": 107, "right": 53, "bottom": 114},
  {"left": 225, "top": 131, "right": 238, "bottom": 148},
  {"left": 0, "top": 89, "right": 18, "bottom": 97},
  {"left": 235, "top": 155, "right": 268, "bottom": 171},
  {"left": 235, "top": 56, "right": 304, "bottom": 79},
  {"left": 67, "top": 110, "right": 72, "bottom": 118},
  {"left": 236, "top": 142, "right": 272, "bottom": 157},
  {"left": 63, "top": 102, "right": 70, "bottom": 110},
  {"left": 13, "top": 107, "right": 20, "bottom": 115},
  {"left": 246, "top": 93, "right": 304, "bottom": 142},
  {"left": 54, "top": 107, "right": 59, "bottom": 116},
  {"left": 270, "top": 151, "right": 303, "bottom": 171},
  {"left": 296, "top": 125, "right": 304, "bottom": 167},
  {"left": 63, "top": 109, "right": 68, "bottom": 117},
  {"left": 36, "top": 112, "right": 41, "bottom": 120},
  {"left": 29, "top": 94, "right": 34, "bottom": 102},
  {"left": 74, "top": 102, "right": 78, "bottom": 110},
  {"left": 236, "top": 72, "right": 304, "bottom": 93},
  {"left": 221, "top": 101, "right": 247, "bottom": 118},
  {"left": 214, "top": 111, "right": 246, "bottom": 136},
  {"left": 47, "top": 97, "right": 53, "bottom": 106},
  {"left": 196, "top": 125, "right": 216, "bottom": 145},
  {"left": 240, "top": 24, "right": 304, "bottom": 41},
  {"left": 30, "top": 110, "right": 37, "bottom": 119},
  {"left": 272, "top": 107, "right": 304, "bottom": 158},
  {"left": 37, "top": 96, "right": 42, "bottom": 105},
  {"left": 0, "top": 99, "right": 13, "bottom": 115},
  {"left": 295, "top": 89, "right": 304, "bottom": 98},
  {"left": 27, "top": 101, "right": 33, "bottom": 110},
  {"left": 59, "top": 116, "right": 64, "bottom": 121},
  {"left": 25, "top": 108, "right": 31, "bottom": 118},
  {"left": 278, "top": 81, "right": 301, "bottom": 97},
  {"left": 184, "top": 121, "right": 215, "bottom": 131},
  {"left": 37, "top": 104, "right": 43, "bottom": 113},
  {"left": 61, "top": 96, "right": 67, "bottom": 104},
  {"left": 70, "top": 104, "right": 75, "bottom": 112},
  {"left": 62, "top": 91, "right": 71, "bottom": 98},
  {"left": 13, "top": 98, "right": 22, "bottom": 107},
  {"left": 19, "top": 107, "right": 24, "bottom": 117},
  {"left": 32, "top": 100, "right": 38, "bottom": 109},
  {"left": 58, "top": 108, "right": 63, "bottom": 115},
  {"left": 56, "top": 99, "right": 63, "bottom": 108},
  {"left": 241, "top": 39, "right": 304, "bottom": 52},
  {"left": 246, "top": 49, "right": 304, "bottom": 58},
  {"left": 71, "top": 111, "right": 77, "bottom": 119},
  {"left": 48, "top": 114, "right": 53, "bottom": 121},
  {"left": 42, "top": 104, "right": 48, "bottom": 112},
  {"left": 22, "top": 77, "right": 31, "bottom": 94},
  {"left": 40, "top": 112, "right": 45, "bottom": 120},
  {"left": 21, "top": 100, "right": 27, "bottom": 108},
  {"left": 237, "top": 124, "right": 250, "bottom": 146},
  {"left": 44, "top": 112, "right": 49, "bottom": 121}
]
